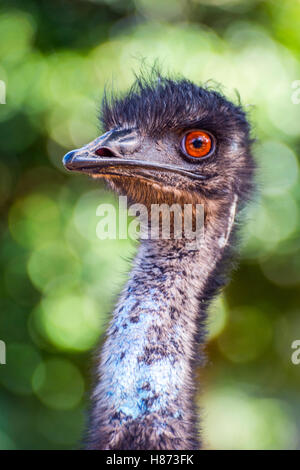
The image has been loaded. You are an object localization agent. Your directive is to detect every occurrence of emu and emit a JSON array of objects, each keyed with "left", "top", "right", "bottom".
[{"left": 63, "top": 73, "right": 255, "bottom": 450}]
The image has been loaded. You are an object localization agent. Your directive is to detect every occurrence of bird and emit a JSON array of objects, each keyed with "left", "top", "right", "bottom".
[{"left": 63, "top": 71, "right": 255, "bottom": 450}]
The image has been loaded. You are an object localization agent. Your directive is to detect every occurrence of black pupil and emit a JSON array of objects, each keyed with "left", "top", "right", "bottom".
[{"left": 192, "top": 137, "right": 203, "bottom": 148}]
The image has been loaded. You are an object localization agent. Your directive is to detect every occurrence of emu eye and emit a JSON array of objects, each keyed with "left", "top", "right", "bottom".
[{"left": 181, "top": 130, "right": 215, "bottom": 160}]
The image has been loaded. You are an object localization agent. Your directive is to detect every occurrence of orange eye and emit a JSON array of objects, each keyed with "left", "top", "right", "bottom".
[{"left": 181, "top": 130, "right": 214, "bottom": 160}]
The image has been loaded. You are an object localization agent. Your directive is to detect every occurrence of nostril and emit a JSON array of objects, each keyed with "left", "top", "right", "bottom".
[{"left": 95, "top": 147, "right": 115, "bottom": 157}]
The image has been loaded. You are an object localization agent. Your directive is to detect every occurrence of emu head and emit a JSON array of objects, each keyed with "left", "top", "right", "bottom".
[{"left": 63, "top": 75, "right": 254, "bottom": 216}]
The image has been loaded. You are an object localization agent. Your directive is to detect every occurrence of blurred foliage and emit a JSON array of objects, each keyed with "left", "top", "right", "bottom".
[{"left": 0, "top": 0, "right": 300, "bottom": 450}]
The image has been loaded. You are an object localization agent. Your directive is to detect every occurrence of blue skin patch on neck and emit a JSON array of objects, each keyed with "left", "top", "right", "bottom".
[{"left": 103, "top": 288, "right": 184, "bottom": 421}]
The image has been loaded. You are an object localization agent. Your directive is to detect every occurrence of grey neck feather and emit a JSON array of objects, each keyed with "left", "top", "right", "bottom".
[{"left": 86, "top": 198, "right": 237, "bottom": 450}]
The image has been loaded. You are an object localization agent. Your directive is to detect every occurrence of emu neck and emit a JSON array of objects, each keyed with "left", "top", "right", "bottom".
[{"left": 87, "top": 203, "right": 233, "bottom": 451}]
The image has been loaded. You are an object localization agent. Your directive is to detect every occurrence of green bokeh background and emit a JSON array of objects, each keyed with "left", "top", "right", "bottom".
[{"left": 1, "top": 0, "right": 300, "bottom": 450}]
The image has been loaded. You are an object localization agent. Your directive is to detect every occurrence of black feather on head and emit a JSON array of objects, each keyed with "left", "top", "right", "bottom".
[{"left": 101, "top": 69, "right": 251, "bottom": 146}]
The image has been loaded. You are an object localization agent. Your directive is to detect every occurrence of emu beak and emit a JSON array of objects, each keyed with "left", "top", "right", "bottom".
[
  {"left": 63, "top": 128, "right": 207, "bottom": 181},
  {"left": 63, "top": 128, "right": 140, "bottom": 173}
]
